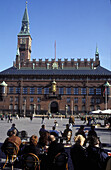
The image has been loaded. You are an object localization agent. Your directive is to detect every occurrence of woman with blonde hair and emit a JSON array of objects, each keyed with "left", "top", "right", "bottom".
[{"left": 70, "top": 135, "right": 87, "bottom": 170}]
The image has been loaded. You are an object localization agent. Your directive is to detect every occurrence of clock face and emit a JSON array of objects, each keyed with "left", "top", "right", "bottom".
[
  {"left": 22, "top": 39, "right": 26, "bottom": 44},
  {"left": 20, "top": 38, "right": 26, "bottom": 44}
]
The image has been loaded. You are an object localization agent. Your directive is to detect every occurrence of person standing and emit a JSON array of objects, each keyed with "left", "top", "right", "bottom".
[
  {"left": 41, "top": 115, "right": 45, "bottom": 124},
  {"left": 87, "top": 125, "right": 97, "bottom": 138}
]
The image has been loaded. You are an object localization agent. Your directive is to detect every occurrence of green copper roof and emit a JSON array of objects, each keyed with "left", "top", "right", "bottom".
[
  {"left": 95, "top": 45, "right": 99, "bottom": 54},
  {"left": 18, "top": 2, "right": 30, "bottom": 35},
  {"left": 22, "top": 3, "right": 29, "bottom": 22}
]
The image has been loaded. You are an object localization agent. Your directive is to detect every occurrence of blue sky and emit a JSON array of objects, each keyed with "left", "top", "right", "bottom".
[{"left": 0, "top": 0, "right": 111, "bottom": 71}]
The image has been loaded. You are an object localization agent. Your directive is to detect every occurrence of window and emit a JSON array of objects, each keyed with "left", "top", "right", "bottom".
[
  {"left": 67, "top": 105, "right": 70, "bottom": 112},
  {"left": 44, "top": 88, "right": 49, "bottom": 94},
  {"left": 82, "top": 98, "right": 86, "bottom": 104},
  {"left": 90, "top": 105, "right": 94, "bottom": 111},
  {"left": 96, "top": 105, "right": 100, "bottom": 110},
  {"left": 59, "top": 87, "right": 64, "bottom": 94},
  {"left": 37, "top": 97, "right": 41, "bottom": 103},
  {"left": 82, "top": 105, "right": 86, "bottom": 112},
  {"left": 15, "top": 97, "right": 18, "bottom": 102},
  {"left": 30, "top": 87, "right": 35, "bottom": 94},
  {"left": 74, "top": 88, "right": 78, "bottom": 95},
  {"left": 14, "top": 105, "right": 18, "bottom": 110},
  {"left": 67, "top": 97, "right": 70, "bottom": 103},
  {"left": 23, "top": 87, "right": 28, "bottom": 94},
  {"left": 9, "top": 104, "right": 13, "bottom": 110},
  {"left": 91, "top": 98, "right": 94, "bottom": 104},
  {"left": 96, "top": 98, "right": 100, "bottom": 104},
  {"left": 30, "top": 97, "right": 34, "bottom": 102},
  {"left": 16, "top": 87, "right": 20, "bottom": 94},
  {"left": 74, "top": 105, "right": 78, "bottom": 111},
  {"left": 81, "top": 88, "right": 86, "bottom": 95},
  {"left": 22, "top": 104, "right": 26, "bottom": 110},
  {"left": 30, "top": 104, "right": 33, "bottom": 110},
  {"left": 9, "top": 87, "right": 14, "bottom": 94},
  {"left": 66, "top": 88, "right": 71, "bottom": 95},
  {"left": 74, "top": 97, "right": 78, "bottom": 103},
  {"left": 38, "top": 104, "right": 41, "bottom": 111},
  {"left": 37, "top": 87, "right": 42, "bottom": 94},
  {"left": 23, "top": 97, "right": 26, "bottom": 102},
  {"left": 89, "top": 88, "right": 94, "bottom": 95},
  {"left": 10, "top": 96, "right": 13, "bottom": 102},
  {"left": 96, "top": 88, "right": 101, "bottom": 95}
]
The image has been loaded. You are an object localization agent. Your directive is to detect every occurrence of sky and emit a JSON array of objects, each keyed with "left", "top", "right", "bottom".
[{"left": 0, "top": 0, "right": 111, "bottom": 71}]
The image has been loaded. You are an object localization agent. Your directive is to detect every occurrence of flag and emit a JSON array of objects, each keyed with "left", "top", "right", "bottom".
[{"left": 103, "top": 87, "right": 107, "bottom": 96}]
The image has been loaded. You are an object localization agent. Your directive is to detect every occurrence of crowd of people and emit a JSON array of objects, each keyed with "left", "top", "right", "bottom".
[{"left": 1, "top": 117, "right": 111, "bottom": 170}]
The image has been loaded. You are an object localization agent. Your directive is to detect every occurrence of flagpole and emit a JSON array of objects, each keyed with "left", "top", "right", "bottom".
[
  {"left": 105, "top": 87, "right": 107, "bottom": 110},
  {"left": 55, "top": 40, "right": 56, "bottom": 61}
]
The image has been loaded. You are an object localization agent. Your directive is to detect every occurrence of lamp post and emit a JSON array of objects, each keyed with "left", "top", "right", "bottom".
[
  {"left": 104, "top": 81, "right": 111, "bottom": 110},
  {"left": 65, "top": 104, "right": 68, "bottom": 118},
  {"left": 33, "top": 104, "right": 36, "bottom": 116},
  {"left": 24, "top": 99, "right": 26, "bottom": 117}
]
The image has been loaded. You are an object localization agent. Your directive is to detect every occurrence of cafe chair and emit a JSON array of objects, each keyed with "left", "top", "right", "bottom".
[
  {"left": 23, "top": 153, "right": 40, "bottom": 170},
  {"left": 53, "top": 152, "right": 68, "bottom": 170},
  {"left": 106, "top": 157, "right": 111, "bottom": 170},
  {"left": 2, "top": 142, "right": 18, "bottom": 170}
]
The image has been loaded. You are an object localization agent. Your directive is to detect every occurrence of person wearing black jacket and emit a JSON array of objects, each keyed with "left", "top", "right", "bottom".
[
  {"left": 86, "top": 136, "right": 109, "bottom": 170},
  {"left": 70, "top": 134, "right": 87, "bottom": 170},
  {"left": 46, "top": 135, "right": 65, "bottom": 170}
]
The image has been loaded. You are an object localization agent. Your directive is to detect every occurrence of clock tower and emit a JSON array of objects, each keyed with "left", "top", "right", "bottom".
[{"left": 16, "top": 2, "right": 32, "bottom": 64}]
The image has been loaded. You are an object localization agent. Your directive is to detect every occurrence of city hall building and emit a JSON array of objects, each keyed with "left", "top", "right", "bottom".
[{"left": 0, "top": 4, "right": 111, "bottom": 116}]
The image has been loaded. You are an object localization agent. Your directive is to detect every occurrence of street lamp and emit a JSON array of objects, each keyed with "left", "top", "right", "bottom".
[
  {"left": 33, "top": 104, "right": 36, "bottom": 116},
  {"left": 65, "top": 104, "right": 68, "bottom": 118},
  {"left": 104, "top": 81, "right": 111, "bottom": 110},
  {"left": 24, "top": 99, "right": 26, "bottom": 117}
]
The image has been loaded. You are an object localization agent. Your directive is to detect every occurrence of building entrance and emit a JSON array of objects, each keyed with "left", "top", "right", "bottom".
[{"left": 50, "top": 101, "right": 58, "bottom": 113}]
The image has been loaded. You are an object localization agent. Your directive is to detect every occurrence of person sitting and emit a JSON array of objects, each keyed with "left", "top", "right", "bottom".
[
  {"left": 70, "top": 135, "right": 87, "bottom": 170},
  {"left": 37, "top": 131, "right": 49, "bottom": 151},
  {"left": 86, "top": 136, "right": 109, "bottom": 170},
  {"left": 75, "top": 125, "right": 87, "bottom": 139},
  {"left": 46, "top": 135, "right": 65, "bottom": 170},
  {"left": 1, "top": 129, "right": 22, "bottom": 152},
  {"left": 37, "top": 131, "right": 50, "bottom": 170},
  {"left": 21, "top": 135, "right": 40, "bottom": 156},
  {"left": 62, "top": 124, "right": 72, "bottom": 138},
  {"left": 87, "top": 125, "right": 97, "bottom": 138},
  {"left": 50, "top": 126, "right": 59, "bottom": 137},
  {"left": 7, "top": 123, "right": 19, "bottom": 136},
  {"left": 39, "top": 124, "right": 48, "bottom": 136}
]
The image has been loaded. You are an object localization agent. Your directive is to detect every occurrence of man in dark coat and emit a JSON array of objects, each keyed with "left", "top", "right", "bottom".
[
  {"left": 86, "top": 136, "right": 109, "bottom": 170},
  {"left": 46, "top": 135, "right": 65, "bottom": 170}
]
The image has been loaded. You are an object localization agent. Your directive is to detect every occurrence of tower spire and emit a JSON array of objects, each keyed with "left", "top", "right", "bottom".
[
  {"left": 19, "top": 1, "right": 30, "bottom": 35},
  {"left": 95, "top": 44, "right": 99, "bottom": 60}
]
